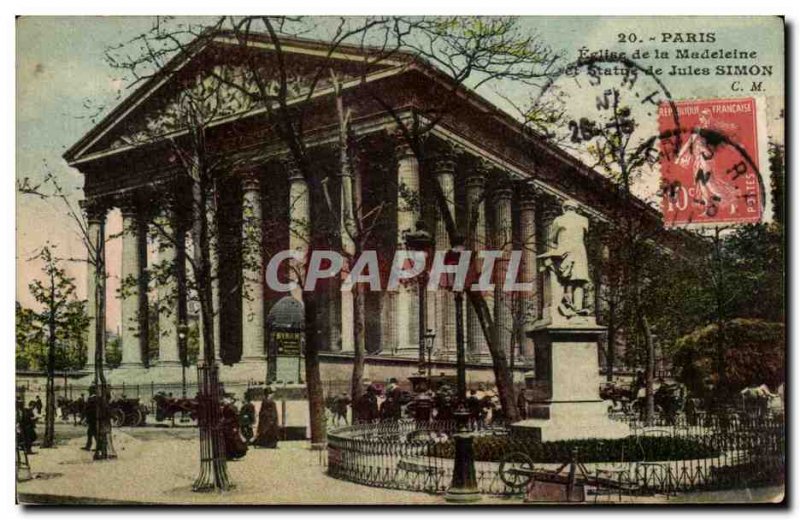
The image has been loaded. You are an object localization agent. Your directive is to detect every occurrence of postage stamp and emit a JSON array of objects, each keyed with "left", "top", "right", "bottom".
[
  {"left": 658, "top": 97, "right": 764, "bottom": 226},
  {"left": 14, "top": 15, "right": 785, "bottom": 507}
]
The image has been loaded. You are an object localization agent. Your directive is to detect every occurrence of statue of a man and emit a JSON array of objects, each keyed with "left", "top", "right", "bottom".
[{"left": 538, "top": 199, "right": 590, "bottom": 317}]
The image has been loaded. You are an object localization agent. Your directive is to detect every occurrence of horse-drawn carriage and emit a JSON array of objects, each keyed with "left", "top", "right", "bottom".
[
  {"left": 56, "top": 395, "right": 149, "bottom": 426},
  {"left": 109, "top": 397, "right": 149, "bottom": 427},
  {"left": 152, "top": 392, "right": 198, "bottom": 424},
  {"left": 600, "top": 380, "right": 686, "bottom": 423}
]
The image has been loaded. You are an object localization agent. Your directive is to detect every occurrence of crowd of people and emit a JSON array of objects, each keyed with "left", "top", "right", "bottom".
[
  {"left": 17, "top": 377, "right": 513, "bottom": 463},
  {"left": 217, "top": 387, "right": 282, "bottom": 460},
  {"left": 330, "top": 379, "right": 509, "bottom": 427}
]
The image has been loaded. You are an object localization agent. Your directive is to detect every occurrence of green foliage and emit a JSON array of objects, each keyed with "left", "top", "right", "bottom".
[
  {"left": 106, "top": 335, "right": 122, "bottom": 369},
  {"left": 16, "top": 246, "right": 89, "bottom": 372},
  {"left": 430, "top": 435, "right": 720, "bottom": 463},
  {"left": 722, "top": 223, "right": 784, "bottom": 323},
  {"left": 672, "top": 319, "right": 785, "bottom": 395}
]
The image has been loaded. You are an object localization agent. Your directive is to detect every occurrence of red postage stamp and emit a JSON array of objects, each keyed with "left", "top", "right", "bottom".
[{"left": 658, "top": 97, "right": 763, "bottom": 226}]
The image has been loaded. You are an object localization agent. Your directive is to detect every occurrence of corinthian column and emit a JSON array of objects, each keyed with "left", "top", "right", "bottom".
[
  {"left": 83, "top": 201, "right": 106, "bottom": 372},
  {"left": 157, "top": 197, "right": 182, "bottom": 366},
  {"left": 395, "top": 137, "right": 420, "bottom": 353},
  {"left": 288, "top": 165, "right": 310, "bottom": 302},
  {"left": 433, "top": 154, "right": 456, "bottom": 356},
  {"left": 119, "top": 196, "right": 146, "bottom": 369},
  {"left": 492, "top": 185, "right": 514, "bottom": 359},
  {"left": 518, "top": 185, "right": 539, "bottom": 360},
  {"left": 465, "top": 170, "right": 488, "bottom": 360},
  {"left": 241, "top": 173, "right": 265, "bottom": 362}
]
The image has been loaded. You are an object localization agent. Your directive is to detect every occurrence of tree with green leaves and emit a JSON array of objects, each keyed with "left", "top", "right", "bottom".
[
  {"left": 19, "top": 170, "right": 116, "bottom": 460},
  {"left": 24, "top": 245, "right": 86, "bottom": 448}
]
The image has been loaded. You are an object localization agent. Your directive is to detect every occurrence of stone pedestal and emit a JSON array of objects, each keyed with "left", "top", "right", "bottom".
[{"left": 513, "top": 319, "right": 628, "bottom": 441}]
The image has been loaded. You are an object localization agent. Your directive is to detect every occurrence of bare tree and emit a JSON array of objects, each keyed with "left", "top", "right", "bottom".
[{"left": 100, "top": 16, "right": 557, "bottom": 428}]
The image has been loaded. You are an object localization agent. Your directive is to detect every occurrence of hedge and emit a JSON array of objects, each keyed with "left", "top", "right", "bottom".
[{"left": 429, "top": 435, "right": 720, "bottom": 463}]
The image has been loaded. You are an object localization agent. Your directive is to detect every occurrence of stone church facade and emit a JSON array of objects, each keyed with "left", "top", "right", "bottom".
[{"left": 64, "top": 31, "right": 664, "bottom": 385}]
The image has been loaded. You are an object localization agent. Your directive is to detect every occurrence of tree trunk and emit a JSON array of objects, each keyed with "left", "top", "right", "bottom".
[
  {"left": 467, "top": 291, "right": 518, "bottom": 422},
  {"left": 606, "top": 304, "right": 616, "bottom": 382},
  {"left": 43, "top": 292, "right": 56, "bottom": 448},
  {"left": 190, "top": 172, "right": 230, "bottom": 490},
  {"left": 641, "top": 313, "right": 655, "bottom": 425},
  {"left": 192, "top": 180, "right": 216, "bottom": 365},
  {"left": 303, "top": 292, "right": 327, "bottom": 445},
  {"left": 424, "top": 154, "right": 518, "bottom": 422},
  {"left": 350, "top": 284, "right": 366, "bottom": 421},
  {"left": 93, "top": 218, "right": 113, "bottom": 460}
]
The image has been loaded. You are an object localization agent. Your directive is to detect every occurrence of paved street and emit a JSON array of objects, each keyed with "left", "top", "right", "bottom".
[
  {"left": 17, "top": 423, "right": 461, "bottom": 505},
  {"left": 16, "top": 422, "right": 783, "bottom": 505}
]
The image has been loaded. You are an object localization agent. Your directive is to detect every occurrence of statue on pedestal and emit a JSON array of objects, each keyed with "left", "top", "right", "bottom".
[{"left": 538, "top": 200, "right": 591, "bottom": 319}]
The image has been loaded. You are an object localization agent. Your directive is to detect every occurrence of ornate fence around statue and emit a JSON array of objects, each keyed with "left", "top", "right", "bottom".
[
  {"left": 327, "top": 420, "right": 513, "bottom": 495},
  {"left": 326, "top": 414, "right": 784, "bottom": 499}
]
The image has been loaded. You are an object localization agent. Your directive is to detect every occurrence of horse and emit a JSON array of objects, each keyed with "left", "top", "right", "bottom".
[
  {"left": 152, "top": 392, "right": 198, "bottom": 425},
  {"left": 57, "top": 396, "right": 85, "bottom": 424},
  {"left": 740, "top": 384, "right": 782, "bottom": 418},
  {"left": 325, "top": 394, "right": 351, "bottom": 426},
  {"left": 600, "top": 382, "right": 636, "bottom": 414}
]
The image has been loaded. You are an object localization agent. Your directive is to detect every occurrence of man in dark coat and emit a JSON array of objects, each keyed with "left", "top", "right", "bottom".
[
  {"left": 355, "top": 385, "right": 379, "bottom": 423},
  {"left": 253, "top": 387, "right": 280, "bottom": 448},
  {"left": 33, "top": 396, "right": 43, "bottom": 416},
  {"left": 516, "top": 389, "right": 528, "bottom": 421},
  {"left": 83, "top": 387, "right": 97, "bottom": 451},
  {"left": 17, "top": 400, "right": 37, "bottom": 454}
]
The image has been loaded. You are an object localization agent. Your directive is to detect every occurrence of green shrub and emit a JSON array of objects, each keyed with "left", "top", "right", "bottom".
[
  {"left": 429, "top": 435, "right": 720, "bottom": 463},
  {"left": 672, "top": 319, "right": 785, "bottom": 395}
]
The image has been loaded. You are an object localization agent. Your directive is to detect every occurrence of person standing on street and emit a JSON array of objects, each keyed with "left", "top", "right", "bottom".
[
  {"left": 82, "top": 386, "right": 97, "bottom": 451},
  {"left": 253, "top": 387, "right": 280, "bottom": 449}
]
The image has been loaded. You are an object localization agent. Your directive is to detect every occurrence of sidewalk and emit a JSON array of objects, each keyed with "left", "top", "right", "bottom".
[
  {"left": 16, "top": 430, "right": 454, "bottom": 505},
  {"left": 16, "top": 428, "right": 784, "bottom": 505}
]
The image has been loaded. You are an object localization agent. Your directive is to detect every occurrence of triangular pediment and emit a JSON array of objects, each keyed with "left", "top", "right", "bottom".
[{"left": 65, "top": 33, "right": 406, "bottom": 164}]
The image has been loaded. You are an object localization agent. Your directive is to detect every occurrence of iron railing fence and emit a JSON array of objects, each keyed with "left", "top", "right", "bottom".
[
  {"left": 326, "top": 414, "right": 785, "bottom": 499},
  {"left": 327, "top": 419, "right": 513, "bottom": 495}
]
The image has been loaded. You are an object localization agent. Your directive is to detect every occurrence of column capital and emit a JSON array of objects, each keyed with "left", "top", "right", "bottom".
[
  {"left": 282, "top": 157, "right": 305, "bottom": 183},
  {"left": 80, "top": 198, "right": 108, "bottom": 223},
  {"left": 393, "top": 128, "right": 416, "bottom": 161},
  {"left": 466, "top": 173, "right": 486, "bottom": 192},
  {"left": 117, "top": 192, "right": 140, "bottom": 217},
  {"left": 518, "top": 182, "right": 542, "bottom": 209},
  {"left": 241, "top": 171, "right": 261, "bottom": 192},
  {"left": 492, "top": 184, "right": 514, "bottom": 203},
  {"left": 431, "top": 155, "right": 455, "bottom": 177}
]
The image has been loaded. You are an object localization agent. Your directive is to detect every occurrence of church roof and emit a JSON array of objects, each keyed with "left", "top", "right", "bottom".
[{"left": 62, "top": 30, "right": 410, "bottom": 165}]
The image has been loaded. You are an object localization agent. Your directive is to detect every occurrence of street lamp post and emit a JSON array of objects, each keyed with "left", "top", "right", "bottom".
[
  {"left": 178, "top": 323, "right": 188, "bottom": 399},
  {"left": 404, "top": 221, "right": 434, "bottom": 376},
  {"left": 424, "top": 329, "right": 436, "bottom": 379},
  {"left": 443, "top": 238, "right": 481, "bottom": 503}
]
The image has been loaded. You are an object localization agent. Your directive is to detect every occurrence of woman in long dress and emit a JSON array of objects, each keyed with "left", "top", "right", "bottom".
[{"left": 253, "top": 388, "right": 280, "bottom": 449}]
